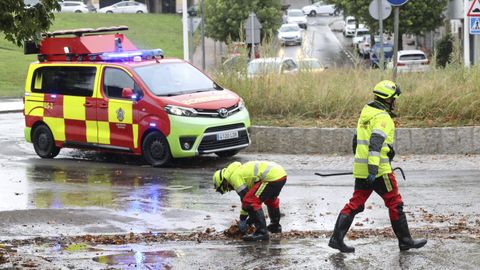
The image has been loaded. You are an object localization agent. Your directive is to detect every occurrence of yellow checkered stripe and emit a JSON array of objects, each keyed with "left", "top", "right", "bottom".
[{"left": 25, "top": 93, "right": 138, "bottom": 149}]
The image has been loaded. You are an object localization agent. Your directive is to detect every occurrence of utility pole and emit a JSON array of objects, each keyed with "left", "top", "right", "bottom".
[
  {"left": 201, "top": 0, "right": 206, "bottom": 70},
  {"left": 182, "top": 0, "right": 189, "bottom": 61}
]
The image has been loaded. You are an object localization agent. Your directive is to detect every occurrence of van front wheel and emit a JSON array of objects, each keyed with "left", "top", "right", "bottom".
[
  {"left": 142, "top": 131, "right": 172, "bottom": 167},
  {"left": 32, "top": 124, "right": 60, "bottom": 158}
]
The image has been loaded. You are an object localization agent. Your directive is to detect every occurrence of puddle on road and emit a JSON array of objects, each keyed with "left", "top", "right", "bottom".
[{"left": 92, "top": 250, "right": 178, "bottom": 268}]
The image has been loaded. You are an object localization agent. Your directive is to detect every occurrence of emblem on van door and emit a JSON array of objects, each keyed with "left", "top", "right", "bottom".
[
  {"left": 116, "top": 108, "right": 125, "bottom": 122},
  {"left": 218, "top": 108, "right": 229, "bottom": 118}
]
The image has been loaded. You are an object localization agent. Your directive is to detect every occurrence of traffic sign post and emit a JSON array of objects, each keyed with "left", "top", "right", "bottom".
[
  {"left": 244, "top": 12, "right": 262, "bottom": 60},
  {"left": 369, "top": 0, "right": 392, "bottom": 69}
]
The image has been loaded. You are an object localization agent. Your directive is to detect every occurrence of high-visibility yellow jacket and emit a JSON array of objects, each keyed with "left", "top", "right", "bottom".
[
  {"left": 224, "top": 161, "right": 287, "bottom": 216},
  {"left": 227, "top": 161, "right": 287, "bottom": 193},
  {"left": 353, "top": 102, "right": 395, "bottom": 178}
]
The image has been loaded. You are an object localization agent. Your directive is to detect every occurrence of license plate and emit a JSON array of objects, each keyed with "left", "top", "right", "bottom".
[{"left": 217, "top": 130, "right": 239, "bottom": 141}]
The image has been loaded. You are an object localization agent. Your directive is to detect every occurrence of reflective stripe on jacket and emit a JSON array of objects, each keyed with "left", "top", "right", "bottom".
[{"left": 353, "top": 104, "right": 394, "bottom": 178}]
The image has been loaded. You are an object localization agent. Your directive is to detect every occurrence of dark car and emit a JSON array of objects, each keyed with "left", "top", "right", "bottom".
[
  {"left": 187, "top": 5, "right": 197, "bottom": 16},
  {"left": 370, "top": 43, "right": 393, "bottom": 68}
]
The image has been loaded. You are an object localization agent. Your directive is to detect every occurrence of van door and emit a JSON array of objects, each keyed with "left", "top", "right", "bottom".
[
  {"left": 98, "top": 66, "right": 139, "bottom": 151},
  {"left": 29, "top": 66, "right": 98, "bottom": 144}
]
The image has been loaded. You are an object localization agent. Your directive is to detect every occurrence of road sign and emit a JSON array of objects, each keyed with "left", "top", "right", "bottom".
[
  {"left": 470, "top": 17, "right": 480, "bottom": 34},
  {"left": 244, "top": 12, "right": 262, "bottom": 44},
  {"left": 468, "top": 0, "right": 480, "bottom": 17},
  {"left": 369, "top": 0, "right": 392, "bottom": 20},
  {"left": 387, "top": 0, "right": 409, "bottom": 6}
]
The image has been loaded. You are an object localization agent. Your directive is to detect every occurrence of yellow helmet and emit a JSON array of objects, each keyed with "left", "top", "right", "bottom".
[
  {"left": 212, "top": 162, "right": 241, "bottom": 194},
  {"left": 373, "top": 80, "right": 401, "bottom": 99}
]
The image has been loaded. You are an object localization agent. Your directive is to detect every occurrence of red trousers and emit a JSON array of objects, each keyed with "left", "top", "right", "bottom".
[
  {"left": 341, "top": 173, "right": 404, "bottom": 221},
  {"left": 242, "top": 177, "right": 286, "bottom": 211}
]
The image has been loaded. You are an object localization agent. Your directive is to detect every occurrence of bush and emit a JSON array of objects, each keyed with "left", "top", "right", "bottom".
[{"left": 435, "top": 33, "right": 453, "bottom": 68}]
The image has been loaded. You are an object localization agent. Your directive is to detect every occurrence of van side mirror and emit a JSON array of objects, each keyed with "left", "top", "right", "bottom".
[{"left": 122, "top": 87, "right": 134, "bottom": 99}]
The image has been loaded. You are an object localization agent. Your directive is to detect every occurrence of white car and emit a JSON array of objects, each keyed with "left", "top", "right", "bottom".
[
  {"left": 277, "top": 23, "right": 303, "bottom": 46},
  {"left": 302, "top": 1, "right": 336, "bottom": 17},
  {"left": 285, "top": 9, "right": 308, "bottom": 29},
  {"left": 98, "top": 1, "right": 148, "bottom": 13},
  {"left": 59, "top": 1, "right": 89, "bottom": 13},
  {"left": 352, "top": 28, "right": 369, "bottom": 47},
  {"left": 343, "top": 16, "right": 356, "bottom": 37},
  {"left": 247, "top": 57, "right": 298, "bottom": 77},
  {"left": 388, "top": 50, "right": 430, "bottom": 72},
  {"left": 357, "top": 35, "right": 381, "bottom": 58}
]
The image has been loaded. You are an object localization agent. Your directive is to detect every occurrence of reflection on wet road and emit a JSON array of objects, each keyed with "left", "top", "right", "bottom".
[{"left": 1, "top": 112, "right": 480, "bottom": 268}]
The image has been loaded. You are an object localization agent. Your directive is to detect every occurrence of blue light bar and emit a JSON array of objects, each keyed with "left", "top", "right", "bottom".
[{"left": 100, "top": 49, "right": 164, "bottom": 62}]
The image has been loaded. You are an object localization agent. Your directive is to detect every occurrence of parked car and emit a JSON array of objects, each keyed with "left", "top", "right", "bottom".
[
  {"left": 388, "top": 50, "right": 430, "bottom": 72},
  {"left": 59, "top": 1, "right": 90, "bottom": 13},
  {"left": 285, "top": 9, "right": 308, "bottom": 29},
  {"left": 247, "top": 57, "right": 298, "bottom": 77},
  {"left": 277, "top": 23, "right": 304, "bottom": 46},
  {"left": 301, "top": 1, "right": 336, "bottom": 17},
  {"left": 298, "top": 58, "right": 325, "bottom": 72},
  {"left": 357, "top": 35, "right": 381, "bottom": 58},
  {"left": 343, "top": 16, "right": 356, "bottom": 37},
  {"left": 98, "top": 1, "right": 148, "bottom": 13},
  {"left": 370, "top": 43, "right": 394, "bottom": 68},
  {"left": 352, "top": 28, "right": 369, "bottom": 47}
]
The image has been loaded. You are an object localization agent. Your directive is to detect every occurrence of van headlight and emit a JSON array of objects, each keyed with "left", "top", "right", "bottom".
[
  {"left": 165, "top": 105, "right": 198, "bottom": 117},
  {"left": 238, "top": 99, "right": 246, "bottom": 111}
]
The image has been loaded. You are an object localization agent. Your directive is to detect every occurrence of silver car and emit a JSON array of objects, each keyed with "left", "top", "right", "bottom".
[
  {"left": 99, "top": 1, "right": 148, "bottom": 13},
  {"left": 278, "top": 23, "right": 304, "bottom": 46},
  {"left": 59, "top": 1, "right": 90, "bottom": 13}
]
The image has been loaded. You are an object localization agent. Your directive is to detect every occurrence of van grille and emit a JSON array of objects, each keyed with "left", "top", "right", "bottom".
[{"left": 198, "top": 125, "right": 249, "bottom": 153}]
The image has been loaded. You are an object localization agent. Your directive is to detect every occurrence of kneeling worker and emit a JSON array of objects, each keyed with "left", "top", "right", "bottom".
[{"left": 213, "top": 161, "right": 287, "bottom": 241}]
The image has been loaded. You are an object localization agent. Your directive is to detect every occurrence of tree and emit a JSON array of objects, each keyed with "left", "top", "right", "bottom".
[
  {"left": 326, "top": 0, "right": 448, "bottom": 49},
  {"left": 203, "top": 0, "right": 282, "bottom": 43},
  {"left": 0, "top": 0, "right": 59, "bottom": 46}
]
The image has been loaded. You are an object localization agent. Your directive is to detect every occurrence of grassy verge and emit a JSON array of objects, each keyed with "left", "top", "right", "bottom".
[
  {"left": 213, "top": 65, "right": 480, "bottom": 128},
  {"left": 0, "top": 13, "right": 182, "bottom": 97}
]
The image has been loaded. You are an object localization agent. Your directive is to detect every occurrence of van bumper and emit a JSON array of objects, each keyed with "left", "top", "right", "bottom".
[{"left": 166, "top": 109, "right": 251, "bottom": 158}]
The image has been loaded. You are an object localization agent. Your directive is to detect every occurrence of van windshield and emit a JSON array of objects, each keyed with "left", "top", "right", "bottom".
[{"left": 134, "top": 62, "right": 221, "bottom": 96}]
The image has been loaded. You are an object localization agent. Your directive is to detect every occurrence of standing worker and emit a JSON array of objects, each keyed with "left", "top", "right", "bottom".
[
  {"left": 213, "top": 161, "right": 287, "bottom": 241},
  {"left": 329, "top": 80, "right": 427, "bottom": 253}
]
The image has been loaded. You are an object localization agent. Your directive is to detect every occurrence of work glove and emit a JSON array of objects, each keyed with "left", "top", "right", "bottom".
[
  {"left": 387, "top": 144, "right": 395, "bottom": 162},
  {"left": 239, "top": 215, "right": 248, "bottom": 233},
  {"left": 366, "top": 174, "right": 376, "bottom": 185}
]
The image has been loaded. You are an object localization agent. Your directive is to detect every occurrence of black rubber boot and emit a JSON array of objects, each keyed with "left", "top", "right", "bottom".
[
  {"left": 243, "top": 209, "right": 269, "bottom": 242},
  {"left": 328, "top": 213, "right": 355, "bottom": 253},
  {"left": 267, "top": 207, "right": 282, "bottom": 233},
  {"left": 391, "top": 212, "right": 427, "bottom": 251}
]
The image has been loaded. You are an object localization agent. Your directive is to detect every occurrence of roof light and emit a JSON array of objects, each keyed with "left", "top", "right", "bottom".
[{"left": 99, "top": 49, "right": 164, "bottom": 62}]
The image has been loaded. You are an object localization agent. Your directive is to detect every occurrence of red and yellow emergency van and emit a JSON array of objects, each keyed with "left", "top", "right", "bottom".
[{"left": 23, "top": 26, "right": 251, "bottom": 166}]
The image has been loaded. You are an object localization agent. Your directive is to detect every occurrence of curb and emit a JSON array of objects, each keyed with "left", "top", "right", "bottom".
[{"left": 246, "top": 126, "right": 480, "bottom": 155}]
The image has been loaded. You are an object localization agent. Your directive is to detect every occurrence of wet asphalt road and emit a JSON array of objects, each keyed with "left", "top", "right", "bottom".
[
  {"left": 1, "top": 112, "right": 479, "bottom": 269},
  {"left": 279, "top": 15, "right": 355, "bottom": 68}
]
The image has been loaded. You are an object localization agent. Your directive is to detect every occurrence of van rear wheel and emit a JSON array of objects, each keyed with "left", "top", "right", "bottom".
[
  {"left": 215, "top": 149, "right": 240, "bottom": 158},
  {"left": 32, "top": 124, "right": 60, "bottom": 158},
  {"left": 142, "top": 131, "right": 172, "bottom": 167}
]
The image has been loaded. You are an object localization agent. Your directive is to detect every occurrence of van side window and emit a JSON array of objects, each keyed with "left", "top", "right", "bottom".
[
  {"left": 31, "top": 66, "right": 96, "bottom": 97},
  {"left": 103, "top": 68, "right": 140, "bottom": 99}
]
